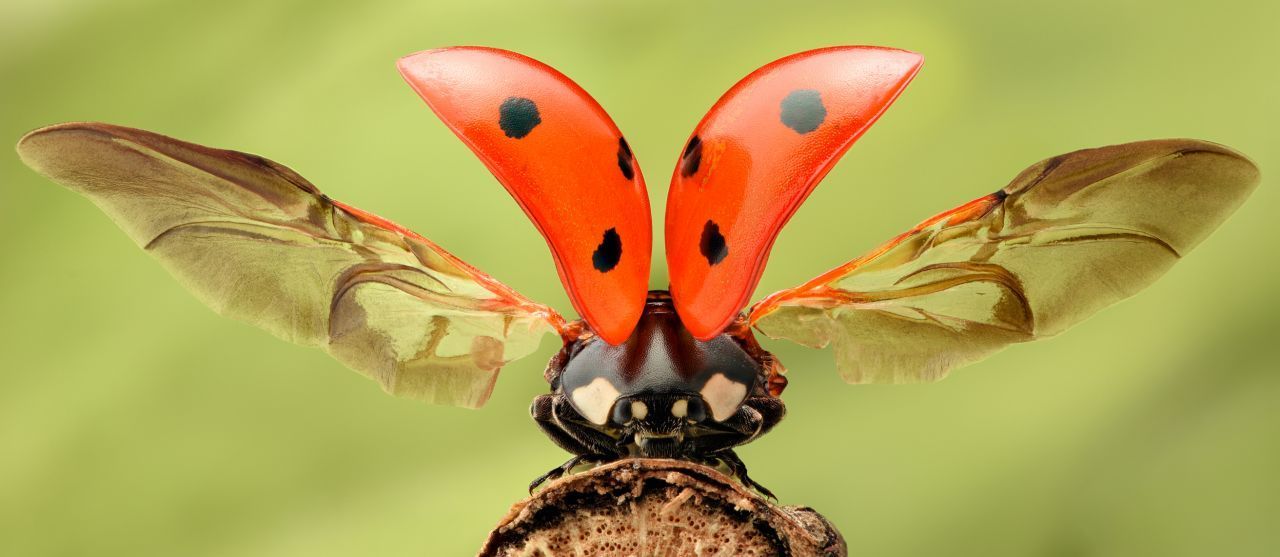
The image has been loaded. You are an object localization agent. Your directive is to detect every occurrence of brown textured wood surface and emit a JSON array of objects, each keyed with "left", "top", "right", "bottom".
[{"left": 479, "top": 459, "right": 845, "bottom": 556}]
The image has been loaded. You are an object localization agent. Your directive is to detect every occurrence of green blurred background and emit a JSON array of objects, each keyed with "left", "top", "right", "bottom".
[{"left": 2, "top": 1, "right": 1277, "bottom": 555}]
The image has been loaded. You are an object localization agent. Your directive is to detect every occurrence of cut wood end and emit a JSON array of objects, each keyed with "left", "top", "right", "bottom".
[{"left": 479, "top": 458, "right": 846, "bottom": 556}]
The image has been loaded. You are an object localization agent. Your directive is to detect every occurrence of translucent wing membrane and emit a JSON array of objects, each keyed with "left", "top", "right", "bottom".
[
  {"left": 751, "top": 139, "right": 1259, "bottom": 384},
  {"left": 17, "top": 123, "right": 564, "bottom": 408},
  {"left": 666, "top": 46, "right": 923, "bottom": 340},
  {"left": 398, "top": 47, "right": 651, "bottom": 345}
]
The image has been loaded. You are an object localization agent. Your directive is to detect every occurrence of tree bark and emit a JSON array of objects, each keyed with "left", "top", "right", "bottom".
[{"left": 479, "top": 458, "right": 846, "bottom": 556}]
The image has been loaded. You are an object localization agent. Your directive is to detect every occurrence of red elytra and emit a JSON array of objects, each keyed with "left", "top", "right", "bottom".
[
  {"left": 398, "top": 48, "right": 652, "bottom": 345},
  {"left": 399, "top": 46, "right": 920, "bottom": 344},
  {"left": 666, "top": 47, "right": 923, "bottom": 340}
]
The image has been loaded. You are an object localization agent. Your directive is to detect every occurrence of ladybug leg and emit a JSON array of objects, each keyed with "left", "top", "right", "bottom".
[
  {"left": 528, "top": 394, "right": 625, "bottom": 492},
  {"left": 527, "top": 454, "right": 599, "bottom": 494},
  {"left": 530, "top": 394, "right": 594, "bottom": 456},
  {"left": 688, "top": 395, "right": 787, "bottom": 455},
  {"left": 716, "top": 449, "right": 776, "bottom": 500},
  {"left": 550, "top": 395, "right": 628, "bottom": 457},
  {"left": 722, "top": 395, "right": 787, "bottom": 444},
  {"left": 689, "top": 396, "right": 785, "bottom": 498}
]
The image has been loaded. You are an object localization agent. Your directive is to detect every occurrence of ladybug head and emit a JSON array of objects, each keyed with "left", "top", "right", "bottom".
[{"left": 554, "top": 292, "right": 761, "bottom": 453}]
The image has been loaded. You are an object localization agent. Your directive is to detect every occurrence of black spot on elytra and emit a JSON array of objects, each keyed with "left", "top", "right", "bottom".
[
  {"left": 699, "top": 220, "right": 728, "bottom": 265},
  {"left": 592, "top": 228, "right": 622, "bottom": 272},
  {"left": 617, "top": 138, "right": 635, "bottom": 180},
  {"left": 680, "top": 135, "right": 702, "bottom": 177},
  {"left": 780, "top": 89, "right": 826, "bottom": 134},
  {"left": 498, "top": 97, "right": 541, "bottom": 139}
]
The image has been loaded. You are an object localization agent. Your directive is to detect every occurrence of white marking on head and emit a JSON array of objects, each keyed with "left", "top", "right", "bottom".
[
  {"left": 570, "top": 377, "right": 621, "bottom": 425},
  {"left": 630, "top": 400, "right": 649, "bottom": 421},
  {"left": 700, "top": 372, "right": 748, "bottom": 422},
  {"left": 671, "top": 399, "right": 689, "bottom": 419}
]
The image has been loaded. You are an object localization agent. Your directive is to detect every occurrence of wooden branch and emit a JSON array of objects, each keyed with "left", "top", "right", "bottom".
[{"left": 479, "top": 458, "right": 846, "bottom": 556}]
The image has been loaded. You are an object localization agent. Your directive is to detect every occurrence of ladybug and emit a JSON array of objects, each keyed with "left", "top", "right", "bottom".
[{"left": 17, "top": 46, "right": 1258, "bottom": 497}]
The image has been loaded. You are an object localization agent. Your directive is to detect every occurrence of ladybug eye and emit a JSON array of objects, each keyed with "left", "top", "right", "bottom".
[
  {"left": 680, "top": 396, "right": 711, "bottom": 422},
  {"left": 608, "top": 398, "right": 650, "bottom": 424}
]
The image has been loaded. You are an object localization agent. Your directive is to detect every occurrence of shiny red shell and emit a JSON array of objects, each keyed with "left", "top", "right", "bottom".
[
  {"left": 398, "top": 47, "right": 651, "bottom": 345},
  {"left": 665, "top": 46, "right": 923, "bottom": 340}
]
